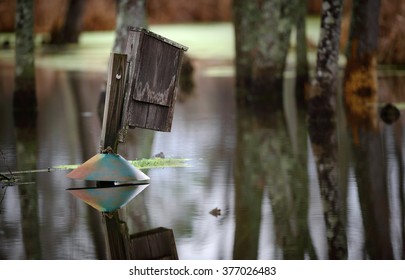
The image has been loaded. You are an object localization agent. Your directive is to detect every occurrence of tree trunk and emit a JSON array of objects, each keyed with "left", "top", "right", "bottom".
[
  {"left": 233, "top": 0, "right": 298, "bottom": 106},
  {"left": 14, "top": 0, "right": 36, "bottom": 118},
  {"left": 308, "top": 0, "right": 344, "bottom": 117},
  {"left": 49, "top": 0, "right": 85, "bottom": 44},
  {"left": 343, "top": 0, "right": 380, "bottom": 144},
  {"left": 113, "top": 0, "right": 148, "bottom": 53},
  {"left": 62, "top": 0, "right": 85, "bottom": 43}
]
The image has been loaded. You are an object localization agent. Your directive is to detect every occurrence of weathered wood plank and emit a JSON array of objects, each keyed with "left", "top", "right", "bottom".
[
  {"left": 130, "top": 227, "right": 178, "bottom": 260},
  {"left": 133, "top": 36, "right": 180, "bottom": 106},
  {"left": 145, "top": 104, "right": 171, "bottom": 131},
  {"left": 128, "top": 101, "right": 149, "bottom": 128},
  {"left": 100, "top": 53, "right": 127, "bottom": 151}
]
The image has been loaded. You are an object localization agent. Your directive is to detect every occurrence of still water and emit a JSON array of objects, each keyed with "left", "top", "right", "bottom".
[{"left": 1, "top": 57, "right": 405, "bottom": 259}]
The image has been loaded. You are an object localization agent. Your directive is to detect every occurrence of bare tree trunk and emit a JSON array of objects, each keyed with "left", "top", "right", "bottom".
[
  {"left": 233, "top": 0, "right": 298, "bottom": 106},
  {"left": 62, "top": 0, "right": 85, "bottom": 43},
  {"left": 14, "top": 0, "right": 36, "bottom": 119},
  {"left": 113, "top": 0, "right": 148, "bottom": 53},
  {"left": 308, "top": 0, "right": 343, "bottom": 116},
  {"left": 49, "top": 0, "right": 85, "bottom": 44}
]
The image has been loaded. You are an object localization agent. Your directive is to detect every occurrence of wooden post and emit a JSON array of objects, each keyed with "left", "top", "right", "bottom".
[
  {"left": 104, "top": 212, "right": 131, "bottom": 260},
  {"left": 99, "top": 52, "right": 131, "bottom": 259},
  {"left": 100, "top": 53, "right": 128, "bottom": 152}
]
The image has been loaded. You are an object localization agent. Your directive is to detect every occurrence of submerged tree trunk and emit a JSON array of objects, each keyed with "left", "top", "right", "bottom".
[
  {"left": 307, "top": 0, "right": 347, "bottom": 260},
  {"left": 14, "top": 0, "right": 36, "bottom": 118},
  {"left": 233, "top": 0, "right": 298, "bottom": 106},
  {"left": 113, "top": 0, "right": 148, "bottom": 53}
]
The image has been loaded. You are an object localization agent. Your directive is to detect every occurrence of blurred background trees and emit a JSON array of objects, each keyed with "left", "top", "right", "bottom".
[
  {"left": 13, "top": 0, "right": 37, "bottom": 125},
  {"left": 2, "top": 0, "right": 404, "bottom": 114}
]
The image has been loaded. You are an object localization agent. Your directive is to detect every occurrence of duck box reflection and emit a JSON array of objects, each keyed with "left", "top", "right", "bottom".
[{"left": 66, "top": 183, "right": 149, "bottom": 212}]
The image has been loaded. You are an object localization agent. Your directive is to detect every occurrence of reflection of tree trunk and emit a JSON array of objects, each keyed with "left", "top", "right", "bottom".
[
  {"left": 15, "top": 123, "right": 42, "bottom": 259},
  {"left": 352, "top": 131, "right": 393, "bottom": 259},
  {"left": 393, "top": 130, "right": 405, "bottom": 259},
  {"left": 311, "top": 138, "right": 347, "bottom": 259},
  {"left": 234, "top": 94, "right": 315, "bottom": 259},
  {"left": 14, "top": 0, "right": 36, "bottom": 115},
  {"left": 266, "top": 107, "right": 315, "bottom": 259},
  {"left": 233, "top": 104, "right": 264, "bottom": 260}
]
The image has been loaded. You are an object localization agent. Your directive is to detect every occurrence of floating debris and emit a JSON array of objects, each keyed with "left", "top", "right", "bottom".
[{"left": 209, "top": 207, "right": 221, "bottom": 217}]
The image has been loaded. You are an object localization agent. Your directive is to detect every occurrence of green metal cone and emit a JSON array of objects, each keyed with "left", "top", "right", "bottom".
[{"left": 66, "top": 153, "right": 150, "bottom": 182}]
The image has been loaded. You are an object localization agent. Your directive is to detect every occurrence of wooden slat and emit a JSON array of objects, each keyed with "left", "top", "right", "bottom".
[{"left": 145, "top": 104, "right": 171, "bottom": 131}]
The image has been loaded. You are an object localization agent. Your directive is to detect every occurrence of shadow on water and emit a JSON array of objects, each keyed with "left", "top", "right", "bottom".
[{"left": 1, "top": 60, "right": 405, "bottom": 259}]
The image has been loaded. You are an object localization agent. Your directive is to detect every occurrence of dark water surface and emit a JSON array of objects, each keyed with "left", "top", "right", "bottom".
[{"left": 1, "top": 59, "right": 404, "bottom": 260}]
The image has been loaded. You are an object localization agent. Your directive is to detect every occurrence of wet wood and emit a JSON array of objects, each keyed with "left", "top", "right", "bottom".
[
  {"left": 104, "top": 212, "right": 131, "bottom": 260},
  {"left": 130, "top": 227, "right": 178, "bottom": 260},
  {"left": 100, "top": 53, "right": 127, "bottom": 152}
]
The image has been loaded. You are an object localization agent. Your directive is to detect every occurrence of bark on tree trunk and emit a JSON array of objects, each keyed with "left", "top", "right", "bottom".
[
  {"left": 307, "top": 0, "right": 347, "bottom": 260},
  {"left": 14, "top": 0, "right": 37, "bottom": 122},
  {"left": 308, "top": 0, "right": 344, "bottom": 117}
]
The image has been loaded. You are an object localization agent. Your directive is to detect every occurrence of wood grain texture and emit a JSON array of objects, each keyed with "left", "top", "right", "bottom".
[
  {"left": 100, "top": 53, "right": 127, "bottom": 152},
  {"left": 124, "top": 28, "right": 186, "bottom": 132},
  {"left": 130, "top": 227, "right": 178, "bottom": 260}
]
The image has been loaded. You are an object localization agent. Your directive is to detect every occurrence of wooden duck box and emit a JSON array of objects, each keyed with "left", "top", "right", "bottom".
[{"left": 124, "top": 27, "right": 188, "bottom": 132}]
